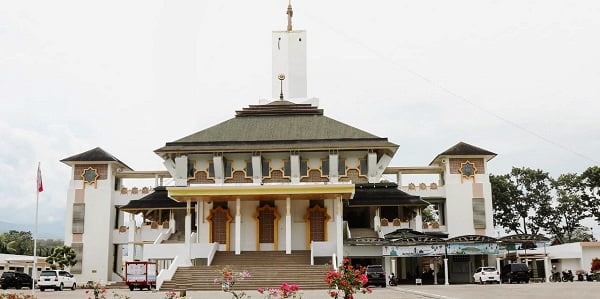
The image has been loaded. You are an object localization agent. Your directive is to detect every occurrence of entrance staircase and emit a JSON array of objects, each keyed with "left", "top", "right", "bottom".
[{"left": 160, "top": 251, "right": 330, "bottom": 291}]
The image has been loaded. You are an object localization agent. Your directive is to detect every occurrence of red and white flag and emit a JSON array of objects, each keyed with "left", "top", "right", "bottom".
[{"left": 37, "top": 163, "right": 44, "bottom": 192}]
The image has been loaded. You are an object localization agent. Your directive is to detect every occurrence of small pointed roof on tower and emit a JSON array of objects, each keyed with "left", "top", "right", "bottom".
[
  {"left": 429, "top": 141, "right": 496, "bottom": 165},
  {"left": 60, "top": 147, "right": 132, "bottom": 170}
]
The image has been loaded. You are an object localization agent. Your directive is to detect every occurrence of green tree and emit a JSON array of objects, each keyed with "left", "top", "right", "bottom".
[
  {"left": 581, "top": 166, "right": 600, "bottom": 223},
  {"left": 491, "top": 173, "right": 522, "bottom": 233},
  {"left": 0, "top": 230, "right": 33, "bottom": 255},
  {"left": 421, "top": 205, "right": 439, "bottom": 223},
  {"left": 491, "top": 167, "right": 553, "bottom": 235},
  {"left": 36, "top": 239, "right": 65, "bottom": 257},
  {"left": 46, "top": 245, "right": 77, "bottom": 270},
  {"left": 542, "top": 173, "right": 590, "bottom": 243}
]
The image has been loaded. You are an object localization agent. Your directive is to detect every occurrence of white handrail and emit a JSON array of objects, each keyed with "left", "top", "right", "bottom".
[
  {"left": 343, "top": 221, "right": 351, "bottom": 239},
  {"left": 310, "top": 241, "right": 314, "bottom": 265},
  {"left": 206, "top": 243, "right": 218, "bottom": 266},
  {"left": 156, "top": 255, "right": 180, "bottom": 290},
  {"left": 332, "top": 253, "right": 337, "bottom": 271},
  {"left": 153, "top": 228, "right": 172, "bottom": 245}
]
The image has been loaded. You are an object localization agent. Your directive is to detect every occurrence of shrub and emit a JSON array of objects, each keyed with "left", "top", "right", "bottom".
[{"left": 325, "top": 258, "right": 372, "bottom": 299}]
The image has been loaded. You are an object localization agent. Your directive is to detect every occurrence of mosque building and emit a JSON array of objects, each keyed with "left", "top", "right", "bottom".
[{"left": 60, "top": 3, "right": 497, "bottom": 289}]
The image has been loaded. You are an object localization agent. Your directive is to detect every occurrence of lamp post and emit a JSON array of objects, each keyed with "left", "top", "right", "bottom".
[{"left": 278, "top": 73, "right": 286, "bottom": 100}]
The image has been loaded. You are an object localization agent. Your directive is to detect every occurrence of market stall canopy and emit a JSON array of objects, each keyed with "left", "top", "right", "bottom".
[
  {"left": 384, "top": 228, "right": 447, "bottom": 244},
  {"left": 119, "top": 186, "right": 187, "bottom": 213},
  {"left": 348, "top": 183, "right": 428, "bottom": 207},
  {"left": 498, "top": 234, "right": 550, "bottom": 243},
  {"left": 446, "top": 235, "right": 499, "bottom": 243}
]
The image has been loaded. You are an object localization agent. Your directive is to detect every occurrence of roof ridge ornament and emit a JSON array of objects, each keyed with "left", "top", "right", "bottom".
[
  {"left": 278, "top": 73, "right": 286, "bottom": 100},
  {"left": 286, "top": 0, "right": 293, "bottom": 31}
]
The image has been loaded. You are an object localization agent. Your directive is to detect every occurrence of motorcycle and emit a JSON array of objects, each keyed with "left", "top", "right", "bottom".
[
  {"left": 550, "top": 271, "right": 561, "bottom": 282},
  {"left": 585, "top": 272, "right": 595, "bottom": 282},
  {"left": 561, "top": 270, "right": 574, "bottom": 282},
  {"left": 388, "top": 273, "right": 398, "bottom": 286}
]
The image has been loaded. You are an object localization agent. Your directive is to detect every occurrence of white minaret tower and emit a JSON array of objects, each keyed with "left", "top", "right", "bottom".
[{"left": 272, "top": 1, "right": 307, "bottom": 101}]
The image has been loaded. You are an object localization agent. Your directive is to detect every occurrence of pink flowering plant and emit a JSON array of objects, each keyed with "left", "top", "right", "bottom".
[
  {"left": 214, "top": 265, "right": 251, "bottom": 299},
  {"left": 325, "top": 258, "right": 372, "bottom": 299},
  {"left": 84, "top": 281, "right": 107, "bottom": 299},
  {"left": 83, "top": 281, "right": 130, "bottom": 299},
  {"left": 257, "top": 282, "right": 301, "bottom": 298},
  {"left": 164, "top": 291, "right": 187, "bottom": 299}
]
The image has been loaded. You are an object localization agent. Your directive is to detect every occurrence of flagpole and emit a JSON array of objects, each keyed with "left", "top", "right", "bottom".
[{"left": 32, "top": 162, "right": 40, "bottom": 296}]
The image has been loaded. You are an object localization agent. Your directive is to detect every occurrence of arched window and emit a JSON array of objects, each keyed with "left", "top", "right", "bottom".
[
  {"left": 254, "top": 204, "right": 280, "bottom": 250},
  {"left": 207, "top": 206, "right": 233, "bottom": 251},
  {"left": 304, "top": 204, "right": 331, "bottom": 249}
]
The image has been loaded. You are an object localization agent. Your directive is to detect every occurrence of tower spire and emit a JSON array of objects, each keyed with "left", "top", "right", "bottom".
[{"left": 286, "top": 0, "right": 293, "bottom": 31}]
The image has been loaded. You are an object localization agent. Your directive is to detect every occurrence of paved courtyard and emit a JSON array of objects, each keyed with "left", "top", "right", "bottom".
[{"left": 3, "top": 282, "right": 598, "bottom": 299}]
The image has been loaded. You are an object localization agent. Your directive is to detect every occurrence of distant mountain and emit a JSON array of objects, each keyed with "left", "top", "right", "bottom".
[{"left": 0, "top": 220, "right": 64, "bottom": 240}]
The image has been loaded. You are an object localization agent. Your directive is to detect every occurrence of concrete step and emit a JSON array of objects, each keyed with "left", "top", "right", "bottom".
[{"left": 161, "top": 251, "right": 330, "bottom": 291}]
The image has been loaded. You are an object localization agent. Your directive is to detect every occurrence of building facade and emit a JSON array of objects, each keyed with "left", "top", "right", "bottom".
[{"left": 60, "top": 5, "right": 497, "bottom": 286}]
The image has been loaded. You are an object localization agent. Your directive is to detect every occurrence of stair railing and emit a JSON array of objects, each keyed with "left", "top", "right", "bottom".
[
  {"left": 153, "top": 228, "right": 173, "bottom": 245},
  {"left": 206, "top": 242, "right": 218, "bottom": 266},
  {"left": 156, "top": 255, "right": 181, "bottom": 290},
  {"left": 343, "top": 221, "right": 351, "bottom": 239},
  {"left": 310, "top": 241, "right": 314, "bottom": 265}
]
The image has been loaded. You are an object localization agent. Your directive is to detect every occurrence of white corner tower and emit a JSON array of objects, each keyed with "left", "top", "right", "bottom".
[{"left": 272, "top": 1, "right": 307, "bottom": 101}]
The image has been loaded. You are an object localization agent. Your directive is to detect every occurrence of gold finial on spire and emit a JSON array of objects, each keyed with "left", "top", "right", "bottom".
[{"left": 286, "top": 0, "right": 293, "bottom": 31}]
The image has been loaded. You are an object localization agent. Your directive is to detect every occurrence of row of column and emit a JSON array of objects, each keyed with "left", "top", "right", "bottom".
[
  {"left": 181, "top": 196, "right": 344, "bottom": 260},
  {"left": 171, "top": 152, "right": 391, "bottom": 186},
  {"left": 388, "top": 256, "right": 551, "bottom": 285}
]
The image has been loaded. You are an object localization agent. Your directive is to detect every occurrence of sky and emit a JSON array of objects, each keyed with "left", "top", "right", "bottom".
[{"left": 1, "top": 0, "right": 599, "bottom": 238}]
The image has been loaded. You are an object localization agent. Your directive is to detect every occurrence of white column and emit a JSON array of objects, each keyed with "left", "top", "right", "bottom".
[
  {"left": 169, "top": 210, "right": 175, "bottom": 233},
  {"left": 185, "top": 201, "right": 191, "bottom": 261},
  {"left": 286, "top": 197, "right": 292, "bottom": 254},
  {"left": 544, "top": 256, "right": 551, "bottom": 283},
  {"left": 336, "top": 197, "right": 344, "bottom": 263},
  {"left": 235, "top": 197, "right": 241, "bottom": 255},
  {"left": 213, "top": 155, "right": 224, "bottom": 184},
  {"left": 391, "top": 257, "right": 397, "bottom": 278},
  {"left": 252, "top": 155, "right": 262, "bottom": 184},
  {"left": 174, "top": 155, "right": 188, "bottom": 186},
  {"left": 374, "top": 207, "right": 380, "bottom": 232},
  {"left": 497, "top": 257, "right": 502, "bottom": 284},
  {"left": 444, "top": 258, "right": 449, "bottom": 285},
  {"left": 415, "top": 208, "right": 423, "bottom": 232},
  {"left": 329, "top": 153, "right": 339, "bottom": 183},
  {"left": 290, "top": 154, "right": 300, "bottom": 183},
  {"left": 127, "top": 213, "right": 136, "bottom": 262},
  {"left": 196, "top": 201, "right": 201, "bottom": 243},
  {"left": 367, "top": 152, "right": 377, "bottom": 183}
]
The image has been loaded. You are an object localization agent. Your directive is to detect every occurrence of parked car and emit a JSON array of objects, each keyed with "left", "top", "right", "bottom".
[
  {"left": 38, "top": 270, "right": 77, "bottom": 291},
  {"left": 0, "top": 271, "right": 33, "bottom": 290},
  {"left": 473, "top": 267, "right": 500, "bottom": 284},
  {"left": 501, "top": 263, "right": 530, "bottom": 283},
  {"left": 364, "top": 265, "right": 386, "bottom": 287}
]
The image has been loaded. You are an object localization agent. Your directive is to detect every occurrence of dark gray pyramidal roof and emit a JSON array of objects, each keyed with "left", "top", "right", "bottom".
[
  {"left": 430, "top": 142, "right": 496, "bottom": 165},
  {"left": 120, "top": 187, "right": 187, "bottom": 212},
  {"left": 61, "top": 147, "right": 132, "bottom": 170},
  {"left": 155, "top": 101, "right": 398, "bottom": 155}
]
